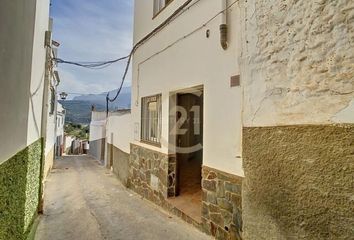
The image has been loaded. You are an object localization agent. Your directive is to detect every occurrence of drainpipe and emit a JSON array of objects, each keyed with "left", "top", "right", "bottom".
[
  {"left": 220, "top": 0, "right": 228, "bottom": 50},
  {"left": 38, "top": 28, "right": 52, "bottom": 214},
  {"left": 53, "top": 72, "right": 60, "bottom": 158}
]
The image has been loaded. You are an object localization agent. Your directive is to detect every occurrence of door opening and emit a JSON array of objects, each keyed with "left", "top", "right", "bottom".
[{"left": 169, "top": 89, "right": 203, "bottom": 222}]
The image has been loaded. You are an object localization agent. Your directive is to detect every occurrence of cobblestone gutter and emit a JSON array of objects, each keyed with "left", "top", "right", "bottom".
[{"left": 0, "top": 139, "right": 43, "bottom": 240}]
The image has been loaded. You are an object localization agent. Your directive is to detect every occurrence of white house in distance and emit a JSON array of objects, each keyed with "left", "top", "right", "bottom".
[
  {"left": 55, "top": 102, "right": 66, "bottom": 157},
  {"left": 89, "top": 110, "right": 107, "bottom": 162},
  {"left": 90, "top": 0, "right": 354, "bottom": 239},
  {"left": 105, "top": 109, "right": 132, "bottom": 185}
]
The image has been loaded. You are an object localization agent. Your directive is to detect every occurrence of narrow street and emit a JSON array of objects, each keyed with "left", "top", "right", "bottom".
[{"left": 35, "top": 155, "right": 211, "bottom": 240}]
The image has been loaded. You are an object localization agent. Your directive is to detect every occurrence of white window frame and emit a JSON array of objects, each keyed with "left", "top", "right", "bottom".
[
  {"left": 141, "top": 94, "right": 162, "bottom": 146},
  {"left": 153, "top": 0, "right": 174, "bottom": 17}
]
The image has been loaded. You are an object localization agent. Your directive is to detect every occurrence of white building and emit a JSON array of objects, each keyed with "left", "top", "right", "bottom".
[
  {"left": 55, "top": 103, "right": 66, "bottom": 157},
  {"left": 43, "top": 66, "right": 61, "bottom": 178},
  {"left": 129, "top": 0, "right": 243, "bottom": 238},
  {"left": 64, "top": 135, "right": 75, "bottom": 154},
  {"left": 88, "top": 1, "right": 353, "bottom": 239},
  {"left": 89, "top": 111, "right": 107, "bottom": 162},
  {"left": 0, "top": 0, "right": 57, "bottom": 238},
  {"left": 105, "top": 110, "right": 132, "bottom": 185}
]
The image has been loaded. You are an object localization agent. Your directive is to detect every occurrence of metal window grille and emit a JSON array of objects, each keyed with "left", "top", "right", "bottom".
[{"left": 141, "top": 94, "right": 162, "bottom": 146}]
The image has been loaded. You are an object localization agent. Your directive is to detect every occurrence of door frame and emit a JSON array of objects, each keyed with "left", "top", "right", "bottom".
[{"left": 169, "top": 85, "right": 204, "bottom": 196}]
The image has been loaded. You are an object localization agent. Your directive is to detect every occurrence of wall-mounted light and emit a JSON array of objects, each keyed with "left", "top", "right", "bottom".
[{"left": 59, "top": 92, "right": 68, "bottom": 100}]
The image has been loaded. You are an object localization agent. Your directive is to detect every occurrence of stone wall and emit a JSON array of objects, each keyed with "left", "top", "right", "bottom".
[
  {"left": 128, "top": 145, "right": 245, "bottom": 238},
  {"left": 241, "top": 0, "right": 354, "bottom": 126},
  {"left": 201, "top": 166, "right": 243, "bottom": 240},
  {"left": 128, "top": 144, "right": 202, "bottom": 229},
  {"left": 0, "top": 139, "right": 43, "bottom": 240},
  {"left": 108, "top": 143, "right": 130, "bottom": 187},
  {"left": 243, "top": 124, "right": 354, "bottom": 239},
  {"left": 128, "top": 144, "right": 169, "bottom": 201}
]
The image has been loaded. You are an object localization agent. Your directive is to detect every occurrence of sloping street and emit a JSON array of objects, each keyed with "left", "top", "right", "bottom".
[{"left": 35, "top": 155, "right": 211, "bottom": 240}]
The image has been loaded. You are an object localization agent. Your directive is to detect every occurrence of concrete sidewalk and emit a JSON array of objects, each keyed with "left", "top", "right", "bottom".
[{"left": 35, "top": 155, "right": 211, "bottom": 240}]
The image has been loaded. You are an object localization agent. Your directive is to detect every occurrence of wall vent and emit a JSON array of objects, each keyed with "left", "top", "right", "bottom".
[{"left": 230, "top": 75, "right": 241, "bottom": 87}]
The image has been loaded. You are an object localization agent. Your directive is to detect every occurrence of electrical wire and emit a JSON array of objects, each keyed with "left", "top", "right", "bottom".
[
  {"left": 58, "top": 92, "right": 88, "bottom": 95},
  {"left": 107, "top": 0, "right": 238, "bottom": 105},
  {"left": 54, "top": 55, "right": 129, "bottom": 69},
  {"left": 105, "top": 0, "right": 197, "bottom": 112},
  {"left": 53, "top": 0, "right": 238, "bottom": 114}
]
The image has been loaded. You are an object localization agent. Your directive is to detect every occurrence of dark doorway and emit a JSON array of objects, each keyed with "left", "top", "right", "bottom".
[
  {"left": 176, "top": 92, "right": 203, "bottom": 195},
  {"left": 169, "top": 90, "right": 203, "bottom": 222}
]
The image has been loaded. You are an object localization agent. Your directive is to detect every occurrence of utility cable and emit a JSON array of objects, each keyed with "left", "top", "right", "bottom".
[
  {"left": 54, "top": 55, "right": 130, "bottom": 69},
  {"left": 53, "top": 0, "right": 238, "bottom": 114},
  {"left": 106, "top": 0, "right": 238, "bottom": 108},
  {"left": 105, "top": 0, "right": 195, "bottom": 114}
]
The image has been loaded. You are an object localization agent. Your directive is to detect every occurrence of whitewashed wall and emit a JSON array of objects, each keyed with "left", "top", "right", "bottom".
[
  {"left": 45, "top": 111, "right": 56, "bottom": 156},
  {"left": 0, "top": 0, "right": 50, "bottom": 163},
  {"left": 106, "top": 111, "right": 132, "bottom": 154},
  {"left": 27, "top": 0, "right": 50, "bottom": 145},
  {"left": 89, "top": 111, "right": 107, "bottom": 142},
  {"left": 241, "top": 0, "right": 354, "bottom": 127},
  {"left": 132, "top": 0, "right": 243, "bottom": 176},
  {"left": 65, "top": 136, "right": 74, "bottom": 151},
  {"left": 56, "top": 103, "right": 65, "bottom": 142}
]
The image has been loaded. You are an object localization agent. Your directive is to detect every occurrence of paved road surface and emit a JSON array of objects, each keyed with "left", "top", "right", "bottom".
[{"left": 35, "top": 155, "right": 211, "bottom": 240}]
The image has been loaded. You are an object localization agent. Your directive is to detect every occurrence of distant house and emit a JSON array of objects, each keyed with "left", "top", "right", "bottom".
[
  {"left": 64, "top": 135, "right": 75, "bottom": 154},
  {"left": 104, "top": 109, "right": 132, "bottom": 185},
  {"left": 89, "top": 111, "right": 107, "bottom": 162},
  {"left": 55, "top": 103, "right": 66, "bottom": 157}
]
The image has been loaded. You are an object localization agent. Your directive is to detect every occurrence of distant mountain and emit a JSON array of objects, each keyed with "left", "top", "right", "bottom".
[
  {"left": 59, "top": 100, "right": 100, "bottom": 124},
  {"left": 73, "top": 87, "right": 131, "bottom": 110},
  {"left": 60, "top": 87, "right": 131, "bottom": 124}
]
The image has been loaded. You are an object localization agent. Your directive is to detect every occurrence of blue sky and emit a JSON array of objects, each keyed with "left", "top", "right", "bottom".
[{"left": 50, "top": 0, "right": 133, "bottom": 97}]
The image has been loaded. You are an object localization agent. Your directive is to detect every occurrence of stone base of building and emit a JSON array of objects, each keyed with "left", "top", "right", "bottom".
[
  {"left": 0, "top": 139, "right": 43, "bottom": 240},
  {"left": 128, "top": 144, "right": 169, "bottom": 204},
  {"left": 107, "top": 143, "right": 130, "bottom": 187},
  {"left": 128, "top": 144, "right": 243, "bottom": 239},
  {"left": 201, "top": 166, "right": 243, "bottom": 240},
  {"left": 128, "top": 144, "right": 203, "bottom": 229},
  {"left": 243, "top": 124, "right": 354, "bottom": 239}
]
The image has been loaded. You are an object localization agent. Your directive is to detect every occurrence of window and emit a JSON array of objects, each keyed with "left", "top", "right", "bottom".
[
  {"left": 153, "top": 0, "right": 173, "bottom": 16},
  {"left": 141, "top": 94, "right": 162, "bottom": 146}
]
